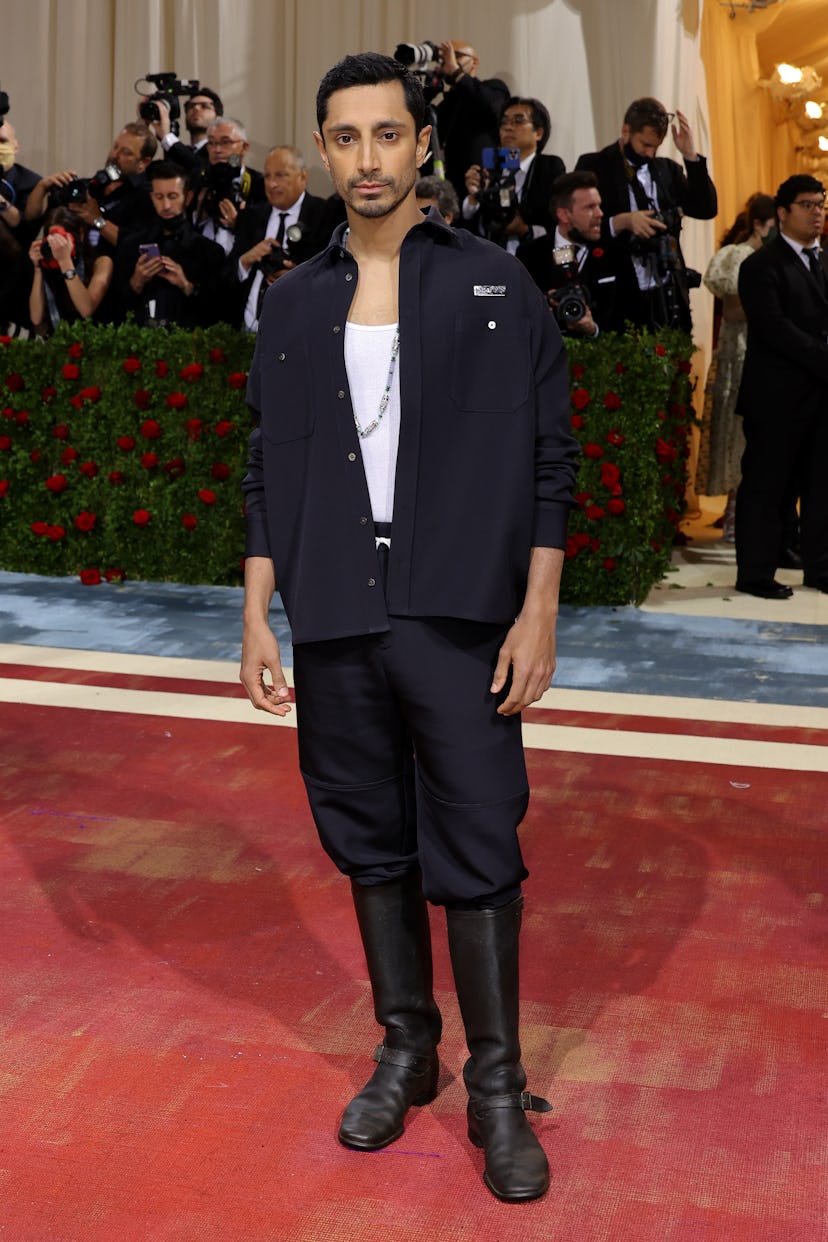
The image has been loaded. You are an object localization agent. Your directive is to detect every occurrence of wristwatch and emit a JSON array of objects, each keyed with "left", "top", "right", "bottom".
[
  {"left": 0, "top": 199, "right": 9, "bottom": 212},
  {"left": 93, "top": 216, "right": 105, "bottom": 230},
  {"left": 63, "top": 268, "right": 78, "bottom": 281}
]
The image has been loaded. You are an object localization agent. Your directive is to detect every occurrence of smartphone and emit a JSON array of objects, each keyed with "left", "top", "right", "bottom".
[{"left": 139, "top": 243, "right": 160, "bottom": 259}]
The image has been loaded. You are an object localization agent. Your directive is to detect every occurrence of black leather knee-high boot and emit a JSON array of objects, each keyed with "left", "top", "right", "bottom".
[
  {"left": 446, "top": 897, "right": 552, "bottom": 1202},
  {"left": 337, "top": 871, "right": 442, "bottom": 1150}
]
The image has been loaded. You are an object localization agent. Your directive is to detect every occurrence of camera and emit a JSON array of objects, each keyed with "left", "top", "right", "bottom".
[
  {"left": 201, "top": 157, "right": 244, "bottom": 219},
  {"left": 137, "top": 72, "right": 200, "bottom": 135},
  {"left": 393, "top": 41, "right": 444, "bottom": 101},
  {"left": 258, "top": 223, "right": 306, "bottom": 277},
  {"left": 476, "top": 147, "right": 521, "bottom": 235},
  {"left": 547, "top": 244, "right": 591, "bottom": 330},
  {"left": 88, "top": 163, "right": 121, "bottom": 200},
  {"left": 630, "top": 205, "right": 683, "bottom": 271},
  {"left": 50, "top": 177, "right": 90, "bottom": 208}
]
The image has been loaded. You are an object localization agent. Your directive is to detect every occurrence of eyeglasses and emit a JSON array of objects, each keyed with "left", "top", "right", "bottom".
[
  {"left": 791, "top": 198, "right": 826, "bottom": 211},
  {"left": 207, "top": 137, "right": 242, "bottom": 149},
  {"left": 185, "top": 99, "right": 215, "bottom": 111},
  {"left": 501, "top": 113, "right": 534, "bottom": 126}
]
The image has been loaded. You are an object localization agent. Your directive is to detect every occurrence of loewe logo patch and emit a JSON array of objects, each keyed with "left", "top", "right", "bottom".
[{"left": 473, "top": 285, "right": 507, "bottom": 296}]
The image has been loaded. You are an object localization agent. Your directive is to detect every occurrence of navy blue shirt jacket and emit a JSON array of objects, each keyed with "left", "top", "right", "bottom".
[{"left": 243, "top": 210, "right": 579, "bottom": 645}]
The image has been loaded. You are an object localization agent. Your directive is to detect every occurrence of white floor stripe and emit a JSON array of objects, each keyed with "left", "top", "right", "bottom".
[{"left": 2, "top": 678, "right": 826, "bottom": 772}]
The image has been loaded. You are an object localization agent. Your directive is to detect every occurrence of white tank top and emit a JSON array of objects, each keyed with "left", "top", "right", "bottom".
[{"left": 343, "top": 321, "right": 401, "bottom": 524}]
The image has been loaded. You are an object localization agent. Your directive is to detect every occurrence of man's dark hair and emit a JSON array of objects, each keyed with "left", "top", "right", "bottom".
[
  {"left": 623, "top": 97, "right": 670, "bottom": 140},
  {"left": 775, "top": 174, "right": 825, "bottom": 212},
  {"left": 415, "top": 174, "right": 459, "bottom": 220},
  {"left": 501, "top": 96, "right": 551, "bottom": 153},
  {"left": 148, "top": 159, "right": 188, "bottom": 186},
  {"left": 190, "top": 87, "right": 223, "bottom": 116},
  {"left": 551, "top": 170, "right": 599, "bottom": 214},
  {"left": 122, "top": 121, "right": 158, "bottom": 162},
  {"left": 316, "top": 52, "right": 426, "bottom": 134}
]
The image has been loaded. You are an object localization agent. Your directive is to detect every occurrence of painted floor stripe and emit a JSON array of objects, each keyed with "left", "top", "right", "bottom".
[{"left": 2, "top": 678, "right": 826, "bottom": 773}]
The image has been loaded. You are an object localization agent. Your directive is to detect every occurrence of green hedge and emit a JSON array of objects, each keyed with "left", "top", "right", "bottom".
[{"left": 0, "top": 322, "right": 693, "bottom": 604}]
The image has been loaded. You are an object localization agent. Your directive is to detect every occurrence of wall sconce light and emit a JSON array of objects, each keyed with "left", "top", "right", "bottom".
[{"left": 760, "top": 63, "right": 823, "bottom": 104}]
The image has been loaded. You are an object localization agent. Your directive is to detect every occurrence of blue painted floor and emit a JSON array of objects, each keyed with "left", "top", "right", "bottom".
[{"left": 1, "top": 571, "right": 825, "bottom": 709}]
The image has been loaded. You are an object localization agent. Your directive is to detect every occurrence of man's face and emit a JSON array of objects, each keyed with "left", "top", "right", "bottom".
[
  {"left": 108, "top": 129, "right": 149, "bottom": 177},
  {"left": 622, "top": 124, "right": 664, "bottom": 161},
  {"left": 0, "top": 120, "right": 19, "bottom": 171},
  {"left": 561, "top": 187, "right": 603, "bottom": 242},
  {"left": 184, "top": 95, "right": 218, "bottom": 135},
  {"left": 264, "top": 149, "right": 307, "bottom": 210},
  {"left": 314, "top": 81, "right": 431, "bottom": 220},
  {"left": 207, "top": 122, "right": 248, "bottom": 166},
  {"left": 499, "top": 105, "right": 543, "bottom": 159},
  {"left": 150, "top": 176, "right": 189, "bottom": 220},
  {"left": 779, "top": 191, "right": 826, "bottom": 246}
]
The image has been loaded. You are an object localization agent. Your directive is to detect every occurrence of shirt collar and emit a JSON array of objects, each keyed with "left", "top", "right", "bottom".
[
  {"left": 780, "top": 231, "right": 818, "bottom": 259},
  {"left": 268, "top": 191, "right": 305, "bottom": 225},
  {"left": 324, "top": 205, "right": 460, "bottom": 263}
]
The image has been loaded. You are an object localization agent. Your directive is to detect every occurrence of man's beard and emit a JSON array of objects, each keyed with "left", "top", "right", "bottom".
[{"left": 341, "top": 167, "right": 417, "bottom": 219}]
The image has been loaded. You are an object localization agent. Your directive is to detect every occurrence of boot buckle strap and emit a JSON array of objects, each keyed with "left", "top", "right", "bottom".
[
  {"left": 471, "top": 1090, "right": 553, "bottom": 1116},
  {"left": 372, "top": 1044, "right": 432, "bottom": 1075}
]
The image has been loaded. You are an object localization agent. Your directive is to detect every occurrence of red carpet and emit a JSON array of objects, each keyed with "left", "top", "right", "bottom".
[{"left": 2, "top": 691, "right": 827, "bottom": 1241}]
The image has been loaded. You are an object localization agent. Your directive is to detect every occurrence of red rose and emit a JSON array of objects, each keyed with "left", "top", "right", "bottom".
[
  {"left": 79, "top": 568, "right": 101, "bottom": 586},
  {"left": 571, "top": 414, "right": 584, "bottom": 430},
  {"left": 79, "top": 386, "right": 101, "bottom": 403},
  {"left": 198, "top": 488, "right": 216, "bottom": 505},
  {"left": 45, "top": 474, "right": 68, "bottom": 493},
  {"left": 47, "top": 525, "right": 66, "bottom": 541},
  {"left": 155, "top": 360, "right": 169, "bottom": 378},
  {"left": 0, "top": 407, "right": 11, "bottom": 419},
  {"left": 74, "top": 511, "right": 97, "bottom": 532},
  {"left": 185, "top": 417, "right": 203, "bottom": 441},
  {"left": 140, "top": 452, "right": 159, "bottom": 470},
  {"left": 0, "top": 435, "right": 11, "bottom": 450},
  {"left": 571, "top": 363, "right": 585, "bottom": 381},
  {"left": 214, "top": 420, "right": 234, "bottom": 438},
  {"left": 30, "top": 450, "right": 41, "bottom": 463},
  {"left": 117, "top": 435, "right": 135, "bottom": 451},
  {"left": 5, "top": 373, "right": 24, "bottom": 392},
  {"left": 583, "top": 443, "right": 604, "bottom": 459},
  {"left": 15, "top": 410, "right": 29, "bottom": 424},
  {"left": 603, "top": 391, "right": 622, "bottom": 411},
  {"left": 600, "top": 462, "right": 621, "bottom": 490},
  {"left": 0, "top": 335, "right": 10, "bottom": 347},
  {"left": 614, "top": 363, "right": 626, "bottom": 375},
  {"left": 650, "top": 540, "right": 663, "bottom": 552},
  {"left": 122, "top": 356, "right": 142, "bottom": 374},
  {"left": 69, "top": 395, "right": 84, "bottom": 410},
  {"left": 180, "top": 363, "right": 204, "bottom": 383},
  {"left": 166, "top": 391, "right": 188, "bottom": 410},
  {"left": 585, "top": 504, "right": 606, "bottom": 520},
  {"left": 41, "top": 385, "right": 57, "bottom": 403},
  {"left": 603, "top": 557, "right": 616, "bottom": 572},
  {"left": 60, "top": 446, "right": 79, "bottom": 464},
  {"left": 31, "top": 521, "right": 49, "bottom": 536},
  {"left": 227, "top": 371, "right": 248, "bottom": 389},
  {"left": 67, "top": 342, "right": 84, "bottom": 360},
  {"left": 134, "top": 389, "right": 152, "bottom": 410},
  {"left": 104, "top": 567, "right": 126, "bottom": 583},
  {"left": 654, "top": 344, "right": 667, "bottom": 357},
  {"left": 79, "top": 460, "right": 99, "bottom": 478},
  {"left": 678, "top": 359, "right": 692, "bottom": 374},
  {"left": 182, "top": 513, "right": 198, "bottom": 531},
  {"left": 571, "top": 387, "right": 591, "bottom": 410},
  {"left": 592, "top": 248, "right": 604, "bottom": 259},
  {"left": 164, "top": 457, "right": 186, "bottom": 478},
  {"left": 590, "top": 537, "right": 601, "bottom": 553},
  {"left": 209, "top": 348, "right": 227, "bottom": 364},
  {"left": 140, "top": 418, "right": 162, "bottom": 439},
  {"left": 211, "top": 462, "right": 231, "bottom": 481},
  {"left": 606, "top": 429, "right": 625, "bottom": 447},
  {"left": 62, "top": 363, "right": 80, "bottom": 381},
  {"left": 132, "top": 509, "right": 151, "bottom": 527},
  {"left": 573, "top": 532, "right": 591, "bottom": 549},
  {"left": 108, "top": 471, "right": 124, "bottom": 485},
  {"left": 565, "top": 536, "right": 579, "bottom": 559},
  {"left": 574, "top": 492, "right": 593, "bottom": 507},
  {"left": 607, "top": 498, "right": 626, "bottom": 515},
  {"left": 655, "top": 438, "right": 677, "bottom": 463},
  {"left": 53, "top": 424, "right": 70, "bottom": 440},
  {"left": 0, "top": 479, "right": 8, "bottom": 498}
]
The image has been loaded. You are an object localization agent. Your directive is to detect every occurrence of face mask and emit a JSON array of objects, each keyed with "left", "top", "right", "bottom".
[
  {"left": 0, "top": 141, "right": 16, "bottom": 172},
  {"left": 623, "top": 141, "right": 650, "bottom": 169},
  {"left": 761, "top": 226, "right": 777, "bottom": 245}
]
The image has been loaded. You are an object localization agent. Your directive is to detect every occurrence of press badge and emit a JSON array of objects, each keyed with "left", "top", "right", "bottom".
[{"left": 473, "top": 285, "right": 507, "bottom": 296}]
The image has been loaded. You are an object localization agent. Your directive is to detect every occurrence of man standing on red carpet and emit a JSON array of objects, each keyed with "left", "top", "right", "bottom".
[{"left": 240, "top": 52, "right": 578, "bottom": 1203}]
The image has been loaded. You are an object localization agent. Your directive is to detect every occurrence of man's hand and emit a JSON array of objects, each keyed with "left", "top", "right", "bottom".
[
  {"left": 490, "top": 546, "right": 564, "bottom": 716},
  {"left": 217, "top": 197, "right": 239, "bottom": 230},
  {"left": 129, "top": 252, "right": 164, "bottom": 293},
  {"left": 69, "top": 191, "right": 102, "bottom": 226},
  {"left": 241, "top": 237, "right": 278, "bottom": 273},
  {"left": 439, "top": 40, "right": 460, "bottom": 77},
  {"left": 144, "top": 96, "right": 172, "bottom": 140},
  {"left": 464, "top": 163, "right": 485, "bottom": 202},
  {"left": 240, "top": 619, "right": 292, "bottom": 716},
  {"left": 671, "top": 109, "right": 698, "bottom": 162},
  {"left": 614, "top": 208, "right": 667, "bottom": 239},
  {"left": 158, "top": 257, "right": 193, "bottom": 293},
  {"left": 504, "top": 208, "right": 530, "bottom": 239}
]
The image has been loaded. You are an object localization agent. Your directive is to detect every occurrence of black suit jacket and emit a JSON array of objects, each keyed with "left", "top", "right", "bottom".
[
  {"left": 469, "top": 152, "right": 565, "bottom": 244},
  {"left": 575, "top": 141, "right": 717, "bottom": 330},
  {"left": 224, "top": 192, "right": 339, "bottom": 329},
  {"left": 517, "top": 234, "right": 618, "bottom": 334},
  {"left": 434, "top": 74, "right": 511, "bottom": 204},
  {"left": 737, "top": 235, "right": 828, "bottom": 420},
  {"left": 115, "top": 216, "right": 225, "bottom": 327}
]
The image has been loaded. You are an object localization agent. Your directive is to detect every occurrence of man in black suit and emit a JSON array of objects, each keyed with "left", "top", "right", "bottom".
[
  {"left": 431, "top": 39, "right": 510, "bottom": 207},
  {"left": 226, "top": 145, "right": 338, "bottom": 331},
  {"left": 734, "top": 175, "right": 828, "bottom": 599},
  {"left": 462, "top": 97, "right": 564, "bottom": 253},
  {"left": 518, "top": 170, "right": 617, "bottom": 338},
  {"left": 151, "top": 86, "right": 224, "bottom": 173},
  {"left": 575, "top": 97, "right": 716, "bottom": 332}
]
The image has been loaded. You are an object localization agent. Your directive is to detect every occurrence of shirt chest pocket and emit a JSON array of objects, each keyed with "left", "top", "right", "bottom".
[
  {"left": 450, "top": 312, "right": 531, "bottom": 413},
  {"left": 259, "top": 346, "right": 315, "bottom": 444}
]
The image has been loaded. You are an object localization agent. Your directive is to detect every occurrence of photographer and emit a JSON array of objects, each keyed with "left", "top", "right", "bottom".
[
  {"left": 27, "top": 208, "right": 113, "bottom": 334},
  {"left": 575, "top": 98, "right": 717, "bottom": 332},
  {"left": 25, "top": 123, "right": 156, "bottom": 248},
  {"left": 0, "top": 119, "right": 41, "bottom": 244},
  {"left": 191, "top": 117, "right": 264, "bottom": 255},
  {"left": 519, "top": 171, "right": 616, "bottom": 339},
  {"left": 415, "top": 174, "right": 459, "bottom": 223},
  {"left": 149, "top": 86, "right": 224, "bottom": 171},
  {"left": 462, "top": 97, "right": 564, "bottom": 252},
  {"left": 227, "top": 145, "right": 336, "bottom": 331},
  {"left": 115, "top": 161, "right": 223, "bottom": 328}
]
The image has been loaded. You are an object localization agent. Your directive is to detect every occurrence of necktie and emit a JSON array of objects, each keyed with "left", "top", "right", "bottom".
[
  {"left": 255, "top": 213, "right": 290, "bottom": 324},
  {"left": 276, "top": 212, "right": 288, "bottom": 248},
  {"left": 805, "top": 246, "right": 825, "bottom": 294}
]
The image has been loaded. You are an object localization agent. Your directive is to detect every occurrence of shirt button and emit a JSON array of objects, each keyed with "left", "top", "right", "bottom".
[
  {"left": 348, "top": 452, "right": 356, "bottom": 461},
  {"left": 487, "top": 321, "right": 496, "bottom": 330},
  {"left": 345, "top": 273, "right": 353, "bottom": 282},
  {"left": 337, "top": 389, "right": 345, "bottom": 399},
  {"left": 277, "top": 352, "right": 286, "bottom": 360},
  {"left": 359, "top": 516, "right": 368, "bottom": 525},
  {"left": 367, "top": 578, "right": 376, "bottom": 587},
  {"left": 333, "top": 325, "right": 341, "bottom": 334}
]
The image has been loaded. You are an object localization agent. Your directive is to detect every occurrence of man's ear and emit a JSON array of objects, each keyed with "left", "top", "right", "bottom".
[
  {"left": 415, "top": 125, "right": 433, "bottom": 169},
  {"left": 313, "top": 130, "right": 330, "bottom": 174},
  {"left": 620, "top": 123, "right": 630, "bottom": 145},
  {"left": 184, "top": 187, "right": 194, "bottom": 209}
]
